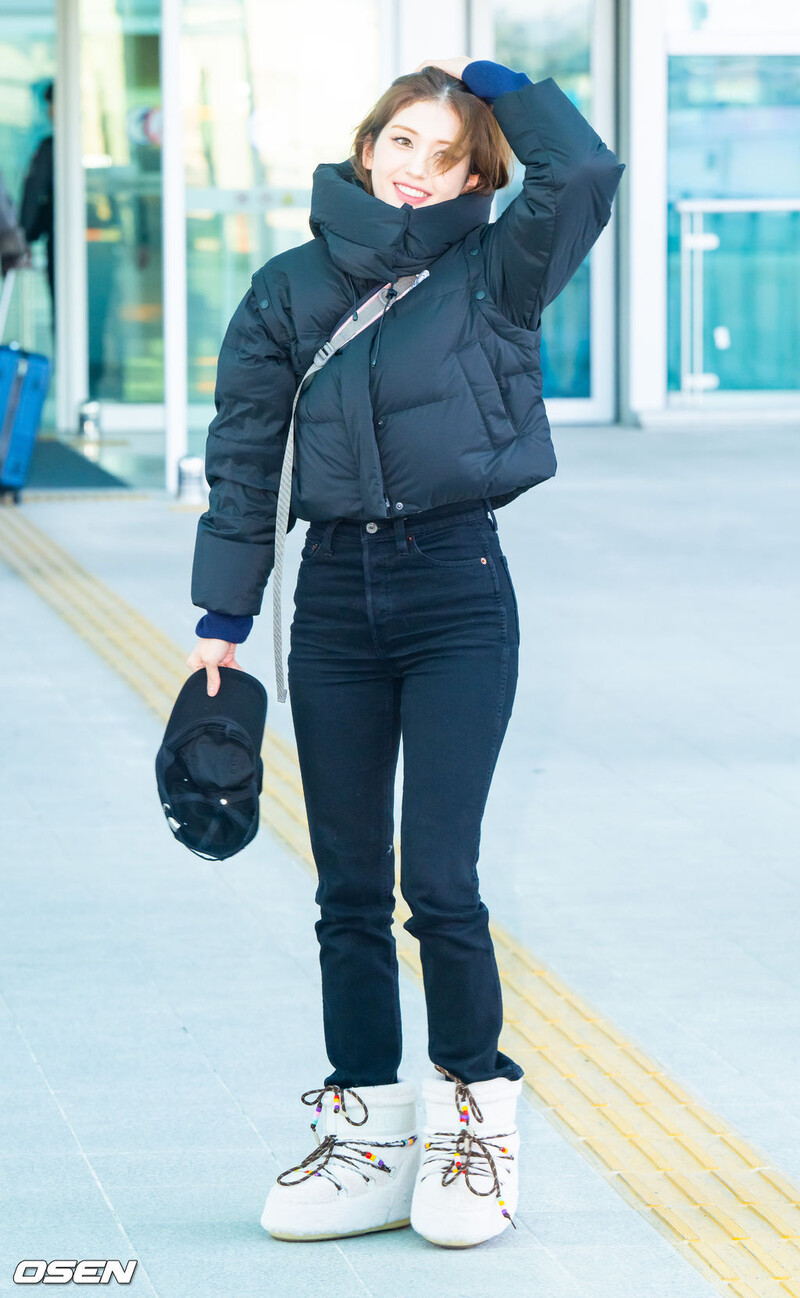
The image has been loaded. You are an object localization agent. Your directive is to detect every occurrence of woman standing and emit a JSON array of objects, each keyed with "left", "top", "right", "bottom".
[{"left": 187, "top": 55, "right": 623, "bottom": 1248}]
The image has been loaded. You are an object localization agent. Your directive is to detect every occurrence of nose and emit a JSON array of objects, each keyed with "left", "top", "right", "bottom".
[{"left": 406, "top": 158, "right": 431, "bottom": 182}]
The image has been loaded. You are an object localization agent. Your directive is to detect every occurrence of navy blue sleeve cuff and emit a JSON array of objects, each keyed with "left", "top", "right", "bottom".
[
  {"left": 462, "top": 60, "right": 532, "bottom": 102},
  {"left": 195, "top": 611, "right": 254, "bottom": 643}
]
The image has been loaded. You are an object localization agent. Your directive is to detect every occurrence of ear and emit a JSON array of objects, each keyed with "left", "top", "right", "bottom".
[
  {"left": 361, "top": 134, "right": 374, "bottom": 171},
  {"left": 462, "top": 171, "right": 480, "bottom": 194}
]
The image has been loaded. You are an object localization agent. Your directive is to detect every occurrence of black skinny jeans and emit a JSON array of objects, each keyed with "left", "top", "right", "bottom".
[{"left": 287, "top": 499, "right": 524, "bottom": 1088}]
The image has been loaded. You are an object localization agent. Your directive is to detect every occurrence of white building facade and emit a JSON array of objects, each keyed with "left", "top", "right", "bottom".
[{"left": 1, "top": 0, "right": 798, "bottom": 489}]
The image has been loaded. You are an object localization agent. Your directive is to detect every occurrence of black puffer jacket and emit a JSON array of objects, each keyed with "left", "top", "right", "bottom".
[{"left": 191, "top": 76, "right": 624, "bottom": 619}]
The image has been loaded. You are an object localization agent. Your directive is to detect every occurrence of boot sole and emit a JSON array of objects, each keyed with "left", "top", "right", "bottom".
[
  {"left": 411, "top": 1213, "right": 513, "bottom": 1248},
  {"left": 419, "top": 1237, "right": 478, "bottom": 1248},
  {"left": 265, "top": 1216, "right": 411, "bottom": 1242},
  {"left": 413, "top": 1231, "right": 507, "bottom": 1248}
]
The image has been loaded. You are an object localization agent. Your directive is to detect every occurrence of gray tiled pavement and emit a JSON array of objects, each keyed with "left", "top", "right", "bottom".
[{"left": 1, "top": 423, "right": 798, "bottom": 1296}]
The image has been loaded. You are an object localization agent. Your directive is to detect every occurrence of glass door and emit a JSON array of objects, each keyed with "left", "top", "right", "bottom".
[
  {"left": 0, "top": 1, "right": 56, "bottom": 427},
  {"left": 674, "top": 198, "right": 800, "bottom": 397},
  {"left": 80, "top": 0, "right": 164, "bottom": 405},
  {"left": 668, "top": 53, "right": 800, "bottom": 402},
  {"left": 60, "top": 0, "right": 167, "bottom": 485},
  {"left": 663, "top": 2, "right": 800, "bottom": 412}
]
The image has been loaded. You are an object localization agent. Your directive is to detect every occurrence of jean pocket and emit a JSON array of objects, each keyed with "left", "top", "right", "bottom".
[
  {"left": 406, "top": 521, "right": 492, "bottom": 568},
  {"left": 300, "top": 530, "right": 324, "bottom": 563}
]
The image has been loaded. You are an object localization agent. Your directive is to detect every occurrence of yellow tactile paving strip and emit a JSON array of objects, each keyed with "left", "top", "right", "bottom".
[
  {"left": 2, "top": 501, "right": 799, "bottom": 1298},
  {"left": 21, "top": 490, "right": 152, "bottom": 502}
]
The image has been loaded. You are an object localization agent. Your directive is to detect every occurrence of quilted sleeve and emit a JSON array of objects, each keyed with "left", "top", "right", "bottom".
[
  {"left": 481, "top": 77, "right": 625, "bottom": 331},
  {"left": 191, "top": 275, "right": 297, "bottom": 618}
]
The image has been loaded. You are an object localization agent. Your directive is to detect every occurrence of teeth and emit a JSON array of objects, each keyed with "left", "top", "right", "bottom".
[{"left": 396, "top": 183, "right": 429, "bottom": 198}]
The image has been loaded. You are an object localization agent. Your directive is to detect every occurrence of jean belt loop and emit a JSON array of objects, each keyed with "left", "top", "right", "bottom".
[
  {"left": 393, "top": 516, "right": 409, "bottom": 554},
  {"left": 483, "top": 497, "right": 498, "bottom": 532},
  {"left": 321, "top": 519, "right": 340, "bottom": 556}
]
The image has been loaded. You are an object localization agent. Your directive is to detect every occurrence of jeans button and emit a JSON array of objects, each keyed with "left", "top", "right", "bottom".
[{"left": 366, "top": 522, "right": 379, "bottom": 534}]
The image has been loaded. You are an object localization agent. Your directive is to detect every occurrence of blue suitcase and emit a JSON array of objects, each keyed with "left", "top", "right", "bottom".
[{"left": 0, "top": 270, "right": 52, "bottom": 503}]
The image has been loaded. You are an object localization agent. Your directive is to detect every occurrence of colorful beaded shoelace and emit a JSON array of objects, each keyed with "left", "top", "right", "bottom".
[
  {"left": 275, "top": 1083, "right": 417, "bottom": 1191},
  {"left": 420, "top": 1065, "right": 517, "bottom": 1228},
  {"left": 276, "top": 1132, "right": 417, "bottom": 1191}
]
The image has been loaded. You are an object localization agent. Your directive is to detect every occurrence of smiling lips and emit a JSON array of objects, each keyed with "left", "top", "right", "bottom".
[{"left": 394, "top": 181, "right": 431, "bottom": 204}]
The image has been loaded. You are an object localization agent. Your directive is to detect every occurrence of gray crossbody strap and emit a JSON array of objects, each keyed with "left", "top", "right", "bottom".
[{"left": 271, "top": 268, "right": 429, "bottom": 703}]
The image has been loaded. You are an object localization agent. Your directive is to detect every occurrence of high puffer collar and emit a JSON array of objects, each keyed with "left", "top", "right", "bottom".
[{"left": 309, "top": 158, "right": 493, "bottom": 283}]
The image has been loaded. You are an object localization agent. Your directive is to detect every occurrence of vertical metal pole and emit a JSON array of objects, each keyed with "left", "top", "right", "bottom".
[
  {"left": 378, "top": 0, "right": 401, "bottom": 84},
  {"left": 624, "top": 0, "right": 668, "bottom": 422},
  {"left": 161, "top": 0, "right": 188, "bottom": 495},
  {"left": 692, "top": 212, "right": 704, "bottom": 398},
  {"left": 679, "top": 207, "right": 690, "bottom": 394},
  {"left": 55, "top": 0, "right": 88, "bottom": 435},
  {"left": 590, "top": 0, "right": 619, "bottom": 422},
  {"left": 19, "top": 261, "right": 35, "bottom": 350}
]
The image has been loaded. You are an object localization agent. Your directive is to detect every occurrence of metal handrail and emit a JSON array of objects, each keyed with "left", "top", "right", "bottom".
[
  {"left": 675, "top": 197, "right": 800, "bottom": 396},
  {"left": 676, "top": 198, "right": 800, "bottom": 213}
]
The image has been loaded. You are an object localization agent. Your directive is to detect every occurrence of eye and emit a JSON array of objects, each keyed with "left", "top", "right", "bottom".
[{"left": 391, "top": 136, "right": 448, "bottom": 157}]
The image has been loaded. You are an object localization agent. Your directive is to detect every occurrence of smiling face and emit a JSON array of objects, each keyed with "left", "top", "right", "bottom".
[{"left": 361, "top": 97, "right": 480, "bottom": 208}]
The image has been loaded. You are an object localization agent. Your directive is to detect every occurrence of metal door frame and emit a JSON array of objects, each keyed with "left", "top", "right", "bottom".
[
  {"left": 55, "top": 0, "right": 88, "bottom": 437},
  {"left": 621, "top": 2, "right": 800, "bottom": 425}
]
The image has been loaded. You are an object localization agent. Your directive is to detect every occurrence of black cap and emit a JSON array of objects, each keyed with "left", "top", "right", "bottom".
[{"left": 155, "top": 666, "right": 267, "bottom": 860}]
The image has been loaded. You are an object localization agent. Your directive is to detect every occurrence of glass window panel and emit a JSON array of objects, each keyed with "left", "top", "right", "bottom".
[
  {"left": 668, "top": 55, "right": 800, "bottom": 202},
  {"left": 491, "top": 0, "right": 594, "bottom": 398},
  {"left": 0, "top": 2, "right": 55, "bottom": 388},
  {"left": 667, "top": 54, "right": 800, "bottom": 393},
  {"left": 666, "top": 0, "right": 798, "bottom": 35},
  {"left": 182, "top": 0, "right": 383, "bottom": 439},
  {"left": 80, "top": 0, "right": 164, "bottom": 403}
]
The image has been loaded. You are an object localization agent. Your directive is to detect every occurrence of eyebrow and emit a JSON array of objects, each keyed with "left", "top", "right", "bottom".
[{"left": 389, "top": 123, "right": 453, "bottom": 146}]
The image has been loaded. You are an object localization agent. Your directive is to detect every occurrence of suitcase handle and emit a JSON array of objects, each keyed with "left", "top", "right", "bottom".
[{"left": 0, "top": 268, "right": 16, "bottom": 342}]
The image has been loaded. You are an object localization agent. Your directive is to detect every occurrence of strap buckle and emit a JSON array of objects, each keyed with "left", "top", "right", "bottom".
[{"left": 313, "top": 339, "right": 337, "bottom": 367}]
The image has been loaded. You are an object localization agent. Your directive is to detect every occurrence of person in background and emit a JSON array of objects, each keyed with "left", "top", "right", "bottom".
[
  {"left": 19, "top": 81, "right": 54, "bottom": 332},
  {"left": 0, "top": 170, "right": 30, "bottom": 278}
]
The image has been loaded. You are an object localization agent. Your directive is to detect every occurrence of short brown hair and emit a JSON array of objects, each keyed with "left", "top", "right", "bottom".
[{"left": 350, "top": 66, "right": 513, "bottom": 197}]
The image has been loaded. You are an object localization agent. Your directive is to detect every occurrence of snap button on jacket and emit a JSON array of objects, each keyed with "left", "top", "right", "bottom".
[{"left": 191, "top": 77, "right": 625, "bottom": 618}]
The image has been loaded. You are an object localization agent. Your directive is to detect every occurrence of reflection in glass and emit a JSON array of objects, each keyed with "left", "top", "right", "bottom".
[{"left": 80, "top": 5, "right": 163, "bottom": 403}]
